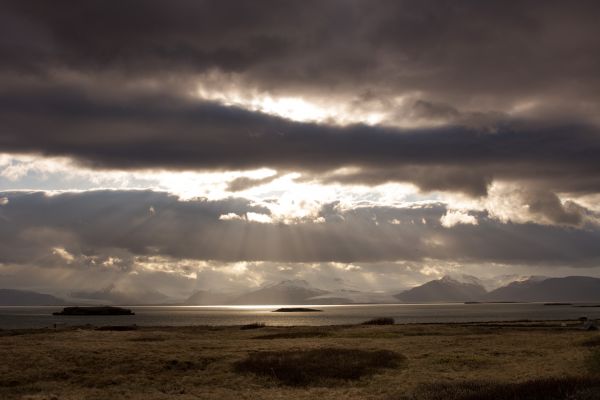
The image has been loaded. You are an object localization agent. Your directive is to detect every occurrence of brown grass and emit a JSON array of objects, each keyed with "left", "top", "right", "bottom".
[
  {"left": 254, "top": 330, "right": 331, "bottom": 339},
  {"left": 234, "top": 348, "right": 405, "bottom": 386},
  {"left": 240, "top": 322, "right": 266, "bottom": 330},
  {"left": 403, "top": 377, "right": 600, "bottom": 400},
  {"left": 585, "top": 349, "right": 600, "bottom": 374},
  {"left": 0, "top": 321, "right": 596, "bottom": 399},
  {"left": 163, "top": 357, "right": 216, "bottom": 372},
  {"left": 581, "top": 335, "right": 600, "bottom": 347},
  {"left": 95, "top": 325, "right": 138, "bottom": 331},
  {"left": 361, "top": 317, "right": 395, "bottom": 325}
]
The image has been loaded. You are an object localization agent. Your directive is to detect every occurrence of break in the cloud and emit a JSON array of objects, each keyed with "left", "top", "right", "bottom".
[{"left": 1, "top": 1, "right": 600, "bottom": 297}]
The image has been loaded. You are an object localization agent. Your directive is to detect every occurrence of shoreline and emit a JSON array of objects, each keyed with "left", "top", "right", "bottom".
[{"left": 0, "top": 318, "right": 595, "bottom": 333}]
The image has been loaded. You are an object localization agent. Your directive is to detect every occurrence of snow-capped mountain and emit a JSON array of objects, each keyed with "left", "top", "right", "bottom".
[
  {"left": 231, "top": 279, "right": 328, "bottom": 305},
  {"left": 395, "top": 275, "right": 487, "bottom": 303}
]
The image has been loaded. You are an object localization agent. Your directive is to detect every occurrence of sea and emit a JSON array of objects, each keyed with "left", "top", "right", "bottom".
[{"left": 2, "top": 303, "right": 600, "bottom": 329}]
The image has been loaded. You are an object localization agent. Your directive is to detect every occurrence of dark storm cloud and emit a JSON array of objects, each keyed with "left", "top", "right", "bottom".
[
  {"left": 1, "top": 84, "right": 600, "bottom": 195},
  {"left": 0, "top": 1, "right": 599, "bottom": 196},
  {"left": 0, "top": 190, "right": 269, "bottom": 266},
  {"left": 522, "top": 190, "right": 587, "bottom": 226},
  {"left": 2, "top": 0, "right": 600, "bottom": 106},
  {"left": 1, "top": 190, "right": 599, "bottom": 266},
  {"left": 227, "top": 174, "right": 281, "bottom": 192},
  {"left": 0, "top": 1, "right": 600, "bottom": 197}
]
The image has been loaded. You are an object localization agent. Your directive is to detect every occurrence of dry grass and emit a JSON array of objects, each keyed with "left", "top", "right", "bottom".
[
  {"left": 0, "top": 321, "right": 598, "bottom": 399},
  {"left": 585, "top": 349, "right": 600, "bottom": 374},
  {"left": 403, "top": 377, "right": 600, "bottom": 400},
  {"left": 240, "top": 322, "right": 266, "bottom": 330},
  {"left": 234, "top": 348, "right": 404, "bottom": 386},
  {"left": 581, "top": 335, "right": 600, "bottom": 347},
  {"left": 362, "top": 317, "right": 395, "bottom": 325},
  {"left": 254, "top": 330, "right": 331, "bottom": 340},
  {"left": 95, "top": 325, "right": 138, "bottom": 331}
]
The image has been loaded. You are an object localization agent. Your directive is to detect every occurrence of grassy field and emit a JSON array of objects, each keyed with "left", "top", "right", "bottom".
[{"left": 1, "top": 320, "right": 599, "bottom": 399}]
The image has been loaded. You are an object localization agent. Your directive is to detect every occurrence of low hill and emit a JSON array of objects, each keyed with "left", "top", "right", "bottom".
[
  {"left": 0, "top": 289, "right": 66, "bottom": 306},
  {"left": 485, "top": 276, "right": 600, "bottom": 302}
]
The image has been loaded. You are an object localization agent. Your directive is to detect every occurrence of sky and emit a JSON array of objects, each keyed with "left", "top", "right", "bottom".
[{"left": 1, "top": 0, "right": 600, "bottom": 302}]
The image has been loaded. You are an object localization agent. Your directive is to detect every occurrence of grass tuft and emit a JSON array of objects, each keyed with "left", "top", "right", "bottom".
[
  {"left": 163, "top": 358, "right": 215, "bottom": 372},
  {"left": 95, "top": 325, "right": 138, "bottom": 331},
  {"left": 254, "top": 330, "right": 331, "bottom": 339},
  {"left": 362, "top": 317, "right": 395, "bottom": 325},
  {"left": 585, "top": 349, "right": 600, "bottom": 374},
  {"left": 240, "top": 322, "right": 266, "bottom": 330},
  {"left": 234, "top": 347, "right": 404, "bottom": 386},
  {"left": 128, "top": 336, "right": 166, "bottom": 342},
  {"left": 581, "top": 336, "right": 600, "bottom": 347}
]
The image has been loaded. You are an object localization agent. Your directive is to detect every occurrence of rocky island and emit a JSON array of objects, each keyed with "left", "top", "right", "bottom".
[{"left": 52, "top": 306, "right": 135, "bottom": 316}]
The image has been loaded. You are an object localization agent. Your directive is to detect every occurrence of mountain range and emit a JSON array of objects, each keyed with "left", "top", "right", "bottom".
[
  {"left": 394, "top": 275, "right": 487, "bottom": 303},
  {"left": 483, "top": 276, "right": 600, "bottom": 302},
  {"left": 4, "top": 275, "right": 600, "bottom": 305},
  {"left": 186, "top": 275, "right": 600, "bottom": 305},
  {"left": 0, "top": 289, "right": 66, "bottom": 306}
]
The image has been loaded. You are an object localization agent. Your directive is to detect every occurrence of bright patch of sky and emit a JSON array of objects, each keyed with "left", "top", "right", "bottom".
[
  {"left": 2, "top": 153, "right": 592, "bottom": 228},
  {"left": 0, "top": 153, "right": 436, "bottom": 223}
]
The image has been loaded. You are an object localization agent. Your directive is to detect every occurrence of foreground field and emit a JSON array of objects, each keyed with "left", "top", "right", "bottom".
[{"left": 1, "top": 320, "right": 599, "bottom": 399}]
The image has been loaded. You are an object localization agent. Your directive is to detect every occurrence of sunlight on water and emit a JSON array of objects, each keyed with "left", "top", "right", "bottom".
[{"left": 2, "top": 303, "right": 600, "bottom": 330}]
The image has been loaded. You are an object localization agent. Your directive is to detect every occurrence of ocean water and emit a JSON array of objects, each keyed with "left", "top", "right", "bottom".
[{"left": 2, "top": 303, "right": 600, "bottom": 329}]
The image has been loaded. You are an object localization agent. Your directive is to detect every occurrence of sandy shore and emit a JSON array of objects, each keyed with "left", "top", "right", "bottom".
[{"left": 1, "top": 320, "right": 599, "bottom": 399}]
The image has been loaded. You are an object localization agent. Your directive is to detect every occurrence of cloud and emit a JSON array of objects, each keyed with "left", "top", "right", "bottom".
[
  {"left": 226, "top": 173, "right": 280, "bottom": 192},
  {"left": 484, "top": 183, "right": 591, "bottom": 227},
  {"left": 440, "top": 210, "right": 478, "bottom": 228},
  {"left": 2, "top": 1, "right": 600, "bottom": 295},
  {"left": 246, "top": 212, "right": 272, "bottom": 223},
  {"left": 0, "top": 1, "right": 599, "bottom": 198},
  {"left": 51, "top": 247, "right": 75, "bottom": 263},
  {"left": 219, "top": 213, "right": 244, "bottom": 221},
  {"left": 523, "top": 189, "right": 586, "bottom": 226},
  {"left": 2, "top": 1, "right": 600, "bottom": 117},
  {"left": 1, "top": 190, "right": 599, "bottom": 267},
  {"left": 1, "top": 83, "right": 600, "bottom": 196}
]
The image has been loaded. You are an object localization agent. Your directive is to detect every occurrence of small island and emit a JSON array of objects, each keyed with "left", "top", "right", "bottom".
[
  {"left": 272, "top": 307, "right": 322, "bottom": 312},
  {"left": 53, "top": 306, "right": 135, "bottom": 316}
]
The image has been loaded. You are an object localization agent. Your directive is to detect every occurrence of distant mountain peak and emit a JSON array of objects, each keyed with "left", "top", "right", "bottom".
[
  {"left": 395, "top": 275, "right": 487, "bottom": 303},
  {"left": 442, "top": 274, "right": 484, "bottom": 286},
  {"left": 525, "top": 275, "right": 549, "bottom": 282},
  {"left": 231, "top": 279, "right": 327, "bottom": 305},
  {"left": 264, "top": 279, "right": 314, "bottom": 289},
  {"left": 279, "top": 279, "right": 310, "bottom": 286},
  {"left": 485, "top": 275, "right": 600, "bottom": 302}
]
